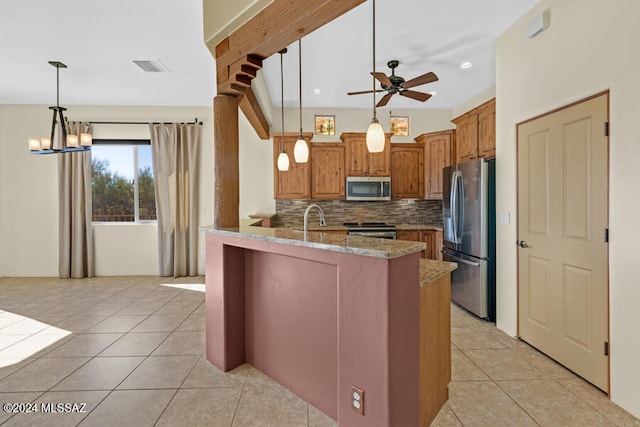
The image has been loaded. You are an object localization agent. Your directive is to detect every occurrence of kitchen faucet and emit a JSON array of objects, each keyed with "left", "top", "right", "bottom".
[{"left": 303, "top": 204, "right": 326, "bottom": 239}]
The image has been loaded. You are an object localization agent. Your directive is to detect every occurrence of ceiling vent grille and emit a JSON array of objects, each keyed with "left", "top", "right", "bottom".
[{"left": 133, "top": 60, "right": 170, "bottom": 73}]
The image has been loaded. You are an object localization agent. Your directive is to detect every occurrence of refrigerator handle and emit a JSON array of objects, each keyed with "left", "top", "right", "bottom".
[
  {"left": 442, "top": 249, "right": 481, "bottom": 267},
  {"left": 457, "top": 172, "right": 464, "bottom": 242},
  {"left": 450, "top": 171, "right": 458, "bottom": 243},
  {"left": 454, "top": 172, "right": 464, "bottom": 243}
]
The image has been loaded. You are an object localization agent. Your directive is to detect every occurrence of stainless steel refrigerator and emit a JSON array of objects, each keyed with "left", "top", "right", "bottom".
[{"left": 442, "top": 158, "right": 496, "bottom": 321}]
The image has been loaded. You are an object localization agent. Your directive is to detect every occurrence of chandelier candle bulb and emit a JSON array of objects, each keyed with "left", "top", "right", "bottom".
[
  {"left": 29, "top": 138, "right": 41, "bottom": 151},
  {"left": 40, "top": 137, "right": 51, "bottom": 150},
  {"left": 80, "top": 133, "right": 92, "bottom": 146},
  {"left": 66, "top": 134, "right": 79, "bottom": 147}
]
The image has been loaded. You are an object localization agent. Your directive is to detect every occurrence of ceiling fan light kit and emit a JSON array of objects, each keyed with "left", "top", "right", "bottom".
[
  {"left": 350, "top": 0, "right": 438, "bottom": 120},
  {"left": 30, "top": 61, "right": 92, "bottom": 154},
  {"left": 294, "top": 39, "right": 309, "bottom": 163}
]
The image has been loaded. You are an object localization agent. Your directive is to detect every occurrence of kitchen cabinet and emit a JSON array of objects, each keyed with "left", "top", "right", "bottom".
[
  {"left": 273, "top": 132, "right": 312, "bottom": 199},
  {"left": 390, "top": 143, "right": 424, "bottom": 199},
  {"left": 310, "top": 143, "right": 345, "bottom": 199},
  {"left": 477, "top": 98, "right": 496, "bottom": 159},
  {"left": 421, "top": 230, "right": 444, "bottom": 261},
  {"left": 415, "top": 130, "right": 454, "bottom": 200},
  {"left": 397, "top": 229, "right": 442, "bottom": 260},
  {"left": 451, "top": 98, "right": 495, "bottom": 164},
  {"left": 341, "top": 132, "right": 391, "bottom": 177}
]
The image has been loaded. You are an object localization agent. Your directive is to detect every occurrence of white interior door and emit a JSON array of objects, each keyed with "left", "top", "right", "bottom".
[{"left": 517, "top": 93, "right": 609, "bottom": 391}]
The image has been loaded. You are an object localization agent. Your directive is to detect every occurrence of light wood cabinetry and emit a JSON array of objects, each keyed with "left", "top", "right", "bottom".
[
  {"left": 415, "top": 130, "right": 454, "bottom": 200},
  {"left": 341, "top": 132, "right": 391, "bottom": 177},
  {"left": 310, "top": 143, "right": 345, "bottom": 199},
  {"left": 390, "top": 143, "right": 424, "bottom": 199},
  {"left": 273, "top": 132, "right": 312, "bottom": 199},
  {"left": 477, "top": 99, "right": 496, "bottom": 159},
  {"left": 451, "top": 98, "right": 495, "bottom": 164},
  {"left": 396, "top": 229, "right": 443, "bottom": 260},
  {"left": 420, "top": 230, "right": 444, "bottom": 261},
  {"left": 420, "top": 270, "right": 451, "bottom": 425}
]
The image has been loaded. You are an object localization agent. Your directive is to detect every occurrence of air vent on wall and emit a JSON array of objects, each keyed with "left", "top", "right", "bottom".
[{"left": 132, "top": 60, "right": 170, "bottom": 73}]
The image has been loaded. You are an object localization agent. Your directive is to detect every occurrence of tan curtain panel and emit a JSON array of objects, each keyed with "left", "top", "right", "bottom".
[
  {"left": 58, "top": 121, "right": 94, "bottom": 278},
  {"left": 149, "top": 123, "right": 200, "bottom": 277}
]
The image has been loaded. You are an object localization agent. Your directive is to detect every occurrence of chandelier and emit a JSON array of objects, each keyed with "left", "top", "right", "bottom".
[{"left": 29, "top": 61, "right": 92, "bottom": 154}]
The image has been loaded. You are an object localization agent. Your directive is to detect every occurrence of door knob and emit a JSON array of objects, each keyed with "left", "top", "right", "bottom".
[{"left": 517, "top": 240, "right": 532, "bottom": 248}]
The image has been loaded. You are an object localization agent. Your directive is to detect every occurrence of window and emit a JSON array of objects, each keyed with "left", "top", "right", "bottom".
[{"left": 91, "top": 141, "right": 156, "bottom": 222}]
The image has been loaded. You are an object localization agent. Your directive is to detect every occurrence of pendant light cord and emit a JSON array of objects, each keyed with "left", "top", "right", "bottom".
[
  {"left": 280, "top": 49, "right": 286, "bottom": 153},
  {"left": 298, "top": 39, "right": 303, "bottom": 136},
  {"left": 372, "top": 0, "right": 377, "bottom": 122}
]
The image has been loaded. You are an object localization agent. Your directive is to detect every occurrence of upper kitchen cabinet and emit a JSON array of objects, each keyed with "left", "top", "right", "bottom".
[
  {"left": 451, "top": 98, "right": 496, "bottom": 164},
  {"left": 310, "top": 143, "right": 345, "bottom": 199},
  {"left": 390, "top": 143, "right": 424, "bottom": 199},
  {"left": 415, "top": 130, "right": 455, "bottom": 200},
  {"left": 341, "top": 132, "right": 391, "bottom": 177},
  {"left": 273, "top": 132, "right": 312, "bottom": 200},
  {"left": 477, "top": 98, "right": 496, "bottom": 159}
]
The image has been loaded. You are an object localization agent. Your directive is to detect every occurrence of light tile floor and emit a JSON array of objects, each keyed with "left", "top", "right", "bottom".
[{"left": 0, "top": 276, "right": 637, "bottom": 426}]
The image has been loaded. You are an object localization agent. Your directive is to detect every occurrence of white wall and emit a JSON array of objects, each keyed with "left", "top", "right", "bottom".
[
  {"left": 0, "top": 104, "right": 215, "bottom": 277},
  {"left": 496, "top": 0, "right": 640, "bottom": 417},
  {"left": 0, "top": 105, "right": 60, "bottom": 276}
]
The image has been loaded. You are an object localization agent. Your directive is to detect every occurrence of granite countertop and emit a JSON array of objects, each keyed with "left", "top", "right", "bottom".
[
  {"left": 396, "top": 224, "right": 443, "bottom": 231},
  {"left": 419, "top": 258, "right": 458, "bottom": 288},
  {"left": 282, "top": 223, "right": 442, "bottom": 232},
  {"left": 201, "top": 224, "right": 425, "bottom": 259}
]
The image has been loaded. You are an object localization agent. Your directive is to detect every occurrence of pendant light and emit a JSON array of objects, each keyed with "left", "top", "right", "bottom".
[
  {"left": 366, "top": 0, "right": 385, "bottom": 153},
  {"left": 293, "top": 39, "right": 309, "bottom": 163},
  {"left": 277, "top": 48, "right": 290, "bottom": 171},
  {"left": 29, "top": 61, "right": 92, "bottom": 154}
]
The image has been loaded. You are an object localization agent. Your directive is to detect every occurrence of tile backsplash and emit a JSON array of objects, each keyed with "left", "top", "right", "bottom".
[{"left": 275, "top": 200, "right": 442, "bottom": 226}]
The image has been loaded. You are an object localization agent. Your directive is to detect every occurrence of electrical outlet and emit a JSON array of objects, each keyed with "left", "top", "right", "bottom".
[{"left": 351, "top": 385, "right": 364, "bottom": 415}]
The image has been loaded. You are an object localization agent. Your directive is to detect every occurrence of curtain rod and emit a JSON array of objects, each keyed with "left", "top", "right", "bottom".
[{"left": 88, "top": 117, "right": 203, "bottom": 125}]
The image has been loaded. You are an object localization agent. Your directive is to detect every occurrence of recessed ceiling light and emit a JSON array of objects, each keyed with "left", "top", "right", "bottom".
[
  {"left": 313, "top": 89, "right": 321, "bottom": 95},
  {"left": 133, "top": 59, "right": 170, "bottom": 73},
  {"left": 429, "top": 91, "right": 438, "bottom": 96},
  {"left": 459, "top": 61, "right": 473, "bottom": 69}
]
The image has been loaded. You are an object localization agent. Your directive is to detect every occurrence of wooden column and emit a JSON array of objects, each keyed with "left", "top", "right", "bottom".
[{"left": 214, "top": 94, "right": 240, "bottom": 228}]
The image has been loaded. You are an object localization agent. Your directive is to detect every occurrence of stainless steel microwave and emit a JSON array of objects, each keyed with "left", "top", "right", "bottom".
[{"left": 346, "top": 176, "right": 391, "bottom": 201}]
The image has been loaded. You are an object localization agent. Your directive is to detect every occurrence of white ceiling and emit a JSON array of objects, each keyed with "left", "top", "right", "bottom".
[{"left": 0, "top": 0, "right": 537, "bottom": 110}]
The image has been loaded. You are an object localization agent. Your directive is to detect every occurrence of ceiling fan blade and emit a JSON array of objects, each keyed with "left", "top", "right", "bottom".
[
  {"left": 376, "top": 93, "right": 394, "bottom": 107},
  {"left": 347, "top": 89, "right": 385, "bottom": 96},
  {"left": 371, "top": 72, "right": 392, "bottom": 87},
  {"left": 399, "top": 90, "right": 432, "bottom": 102},
  {"left": 402, "top": 71, "right": 438, "bottom": 89}
]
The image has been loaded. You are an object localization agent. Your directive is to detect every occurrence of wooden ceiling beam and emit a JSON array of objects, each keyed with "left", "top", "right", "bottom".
[
  {"left": 212, "top": 0, "right": 364, "bottom": 139},
  {"left": 239, "top": 87, "right": 270, "bottom": 140}
]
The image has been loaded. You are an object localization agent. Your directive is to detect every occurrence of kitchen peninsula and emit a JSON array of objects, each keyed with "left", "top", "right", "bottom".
[{"left": 201, "top": 223, "right": 456, "bottom": 426}]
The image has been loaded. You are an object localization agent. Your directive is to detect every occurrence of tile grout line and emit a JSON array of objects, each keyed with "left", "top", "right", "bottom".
[{"left": 228, "top": 364, "right": 251, "bottom": 427}]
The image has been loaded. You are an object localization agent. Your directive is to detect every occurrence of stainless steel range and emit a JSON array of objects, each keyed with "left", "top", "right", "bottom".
[{"left": 344, "top": 222, "right": 397, "bottom": 239}]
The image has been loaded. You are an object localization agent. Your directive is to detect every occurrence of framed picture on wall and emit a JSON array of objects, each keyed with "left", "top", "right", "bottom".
[
  {"left": 315, "top": 115, "right": 335, "bottom": 135},
  {"left": 390, "top": 115, "right": 410, "bottom": 136}
]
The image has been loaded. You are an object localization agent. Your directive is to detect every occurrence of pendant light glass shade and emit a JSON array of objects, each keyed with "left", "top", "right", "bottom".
[
  {"left": 293, "top": 39, "right": 309, "bottom": 163},
  {"left": 277, "top": 48, "right": 290, "bottom": 172},
  {"left": 366, "top": 119, "right": 385, "bottom": 153},
  {"left": 277, "top": 151, "right": 290, "bottom": 171},
  {"left": 294, "top": 137, "right": 308, "bottom": 162},
  {"left": 365, "top": 0, "right": 384, "bottom": 154}
]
